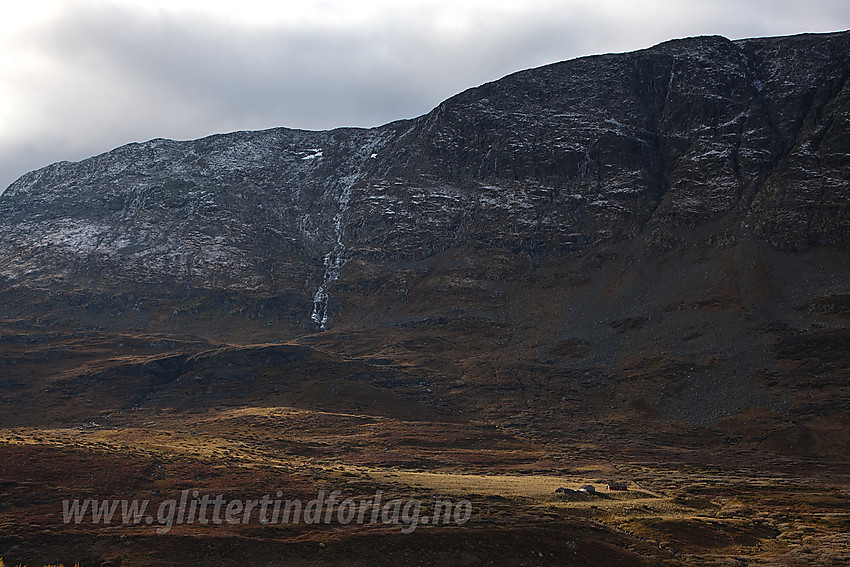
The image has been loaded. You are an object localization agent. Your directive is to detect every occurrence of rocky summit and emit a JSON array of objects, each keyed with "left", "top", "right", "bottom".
[{"left": 0, "top": 31, "right": 849, "bottom": 453}]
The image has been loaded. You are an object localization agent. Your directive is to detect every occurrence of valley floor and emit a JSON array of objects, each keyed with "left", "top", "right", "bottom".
[{"left": 0, "top": 406, "right": 847, "bottom": 566}]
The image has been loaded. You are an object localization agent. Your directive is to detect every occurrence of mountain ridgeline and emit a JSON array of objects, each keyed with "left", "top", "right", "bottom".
[{"left": 1, "top": 32, "right": 849, "bottom": 450}]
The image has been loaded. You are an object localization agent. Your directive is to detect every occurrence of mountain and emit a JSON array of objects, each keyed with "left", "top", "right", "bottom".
[{"left": 1, "top": 31, "right": 849, "bottom": 457}]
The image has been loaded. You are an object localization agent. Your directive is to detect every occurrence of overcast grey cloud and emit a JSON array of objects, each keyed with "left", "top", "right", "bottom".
[{"left": 1, "top": 0, "right": 849, "bottom": 193}]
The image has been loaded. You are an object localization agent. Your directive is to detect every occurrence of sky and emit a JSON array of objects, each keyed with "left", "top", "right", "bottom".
[{"left": 1, "top": 0, "right": 849, "bottom": 193}]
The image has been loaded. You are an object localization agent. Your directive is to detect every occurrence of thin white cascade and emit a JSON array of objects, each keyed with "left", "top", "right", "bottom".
[{"left": 310, "top": 177, "right": 354, "bottom": 330}]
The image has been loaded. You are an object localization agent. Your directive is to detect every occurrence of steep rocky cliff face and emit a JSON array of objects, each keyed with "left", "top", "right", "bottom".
[{"left": 1, "top": 32, "right": 848, "bottom": 452}]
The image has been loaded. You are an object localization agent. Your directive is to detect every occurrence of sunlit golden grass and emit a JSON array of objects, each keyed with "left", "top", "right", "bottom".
[
  {"left": 369, "top": 470, "right": 588, "bottom": 498},
  {"left": 1, "top": 401, "right": 848, "bottom": 567}
]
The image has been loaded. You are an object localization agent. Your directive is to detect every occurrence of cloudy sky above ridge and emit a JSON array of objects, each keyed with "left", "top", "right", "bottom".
[{"left": 1, "top": 0, "right": 849, "bottom": 192}]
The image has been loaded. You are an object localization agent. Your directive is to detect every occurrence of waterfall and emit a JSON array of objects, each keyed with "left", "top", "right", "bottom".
[{"left": 310, "top": 176, "right": 354, "bottom": 330}]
